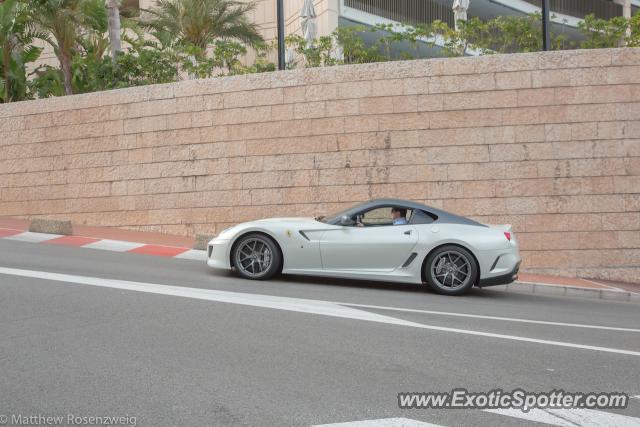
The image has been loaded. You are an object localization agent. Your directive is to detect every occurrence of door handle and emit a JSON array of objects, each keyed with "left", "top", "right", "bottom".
[{"left": 404, "top": 230, "right": 412, "bottom": 235}]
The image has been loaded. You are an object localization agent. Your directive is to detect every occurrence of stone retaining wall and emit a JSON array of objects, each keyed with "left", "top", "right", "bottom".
[{"left": 1, "top": 48, "right": 639, "bottom": 281}]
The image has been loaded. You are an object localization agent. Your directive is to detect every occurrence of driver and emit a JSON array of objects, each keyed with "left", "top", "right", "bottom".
[{"left": 391, "top": 207, "right": 408, "bottom": 225}]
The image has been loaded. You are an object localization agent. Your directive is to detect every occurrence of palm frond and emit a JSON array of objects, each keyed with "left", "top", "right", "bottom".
[
  {"left": 81, "top": 0, "right": 109, "bottom": 33},
  {"left": 21, "top": 44, "right": 43, "bottom": 63},
  {"left": 143, "top": 0, "right": 264, "bottom": 50}
]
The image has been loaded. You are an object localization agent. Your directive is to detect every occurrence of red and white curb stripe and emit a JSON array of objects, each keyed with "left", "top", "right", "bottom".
[{"left": 0, "top": 228, "right": 207, "bottom": 261}]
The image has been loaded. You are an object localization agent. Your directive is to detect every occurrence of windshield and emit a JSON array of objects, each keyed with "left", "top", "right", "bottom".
[{"left": 316, "top": 202, "right": 370, "bottom": 224}]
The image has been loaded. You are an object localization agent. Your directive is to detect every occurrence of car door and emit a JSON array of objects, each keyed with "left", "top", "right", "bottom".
[{"left": 319, "top": 224, "right": 418, "bottom": 271}]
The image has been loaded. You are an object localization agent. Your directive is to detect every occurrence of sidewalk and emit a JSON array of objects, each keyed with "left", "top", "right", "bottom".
[{"left": 1, "top": 216, "right": 638, "bottom": 302}]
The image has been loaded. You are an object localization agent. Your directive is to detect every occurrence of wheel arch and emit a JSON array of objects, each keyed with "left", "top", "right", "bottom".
[
  {"left": 421, "top": 242, "right": 482, "bottom": 287},
  {"left": 229, "top": 230, "right": 284, "bottom": 273}
]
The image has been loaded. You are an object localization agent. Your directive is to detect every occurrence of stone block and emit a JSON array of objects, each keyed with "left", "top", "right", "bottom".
[
  {"left": 496, "top": 71, "right": 531, "bottom": 90},
  {"left": 194, "top": 234, "right": 215, "bottom": 250},
  {"left": 29, "top": 218, "right": 73, "bottom": 235}
]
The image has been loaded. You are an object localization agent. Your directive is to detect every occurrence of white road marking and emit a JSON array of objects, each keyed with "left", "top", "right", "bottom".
[
  {"left": 81, "top": 239, "right": 145, "bottom": 252},
  {"left": 0, "top": 267, "right": 421, "bottom": 328},
  {"left": 174, "top": 249, "right": 207, "bottom": 261},
  {"left": 313, "top": 418, "right": 443, "bottom": 427},
  {"left": 582, "top": 278, "right": 633, "bottom": 292},
  {"left": 516, "top": 279, "right": 628, "bottom": 291},
  {"left": 339, "top": 303, "right": 640, "bottom": 333},
  {"left": 484, "top": 408, "right": 640, "bottom": 427},
  {"left": 5, "top": 232, "right": 61, "bottom": 243},
  {"left": 1, "top": 266, "right": 640, "bottom": 357}
]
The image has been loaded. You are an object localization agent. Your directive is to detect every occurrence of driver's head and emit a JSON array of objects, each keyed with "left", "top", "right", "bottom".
[{"left": 391, "top": 207, "right": 407, "bottom": 219}]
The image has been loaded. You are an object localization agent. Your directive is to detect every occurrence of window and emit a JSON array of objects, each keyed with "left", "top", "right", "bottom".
[
  {"left": 410, "top": 209, "right": 437, "bottom": 225},
  {"left": 358, "top": 207, "right": 413, "bottom": 227}
]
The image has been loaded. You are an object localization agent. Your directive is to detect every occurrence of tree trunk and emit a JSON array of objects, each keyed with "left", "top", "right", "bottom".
[
  {"left": 107, "top": 0, "right": 122, "bottom": 59},
  {"left": 624, "top": 0, "right": 632, "bottom": 42},
  {"left": 3, "top": 43, "right": 10, "bottom": 102},
  {"left": 60, "top": 52, "right": 73, "bottom": 95}
]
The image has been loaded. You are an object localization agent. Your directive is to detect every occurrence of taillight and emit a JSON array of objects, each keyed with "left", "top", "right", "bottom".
[{"left": 504, "top": 231, "right": 511, "bottom": 241}]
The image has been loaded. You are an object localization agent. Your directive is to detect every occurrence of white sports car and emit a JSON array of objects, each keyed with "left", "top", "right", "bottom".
[{"left": 207, "top": 199, "right": 521, "bottom": 295}]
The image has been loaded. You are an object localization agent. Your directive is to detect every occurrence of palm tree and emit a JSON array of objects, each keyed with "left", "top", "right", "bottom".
[
  {"left": 30, "top": 0, "right": 82, "bottom": 95},
  {"left": 79, "top": 0, "right": 109, "bottom": 59},
  {"left": 30, "top": 0, "right": 108, "bottom": 95},
  {"left": 0, "top": 0, "right": 43, "bottom": 102},
  {"left": 143, "top": 0, "right": 264, "bottom": 51}
]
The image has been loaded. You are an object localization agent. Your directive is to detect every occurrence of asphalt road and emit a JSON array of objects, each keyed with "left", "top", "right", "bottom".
[{"left": 1, "top": 239, "right": 639, "bottom": 427}]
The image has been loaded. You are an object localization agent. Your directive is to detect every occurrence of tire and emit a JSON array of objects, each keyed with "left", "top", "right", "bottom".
[
  {"left": 232, "top": 233, "right": 281, "bottom": 280},
  {"left": 424, "top": 245, "right": 478, "bottom": 295}
]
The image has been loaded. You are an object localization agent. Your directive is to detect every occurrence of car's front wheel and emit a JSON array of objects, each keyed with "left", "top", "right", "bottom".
[
  {"left": 424, "top": 245, "right": 478, "bottom": 295},
  {"left": 232, "top": 233, "right": 281, "bottom": 280}
]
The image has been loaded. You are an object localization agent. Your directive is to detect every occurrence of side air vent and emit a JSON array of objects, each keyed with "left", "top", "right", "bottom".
[
  {"left": 299, "top": 231, "right": 310, "bottom": 241},
  {"left": 490, "top": 256, "right": 500, "bottom": 271},
  {"left": 402, "top": 252, "right": 418, "bottom": 268}
]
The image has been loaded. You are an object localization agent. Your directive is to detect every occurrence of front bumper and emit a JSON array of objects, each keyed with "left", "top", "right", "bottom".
[
  {"left": 206, "top": 238, "right": 232, "bottom": 270},
  {"left": 478, "top": 261, "right": 520, "bottom": 287}
]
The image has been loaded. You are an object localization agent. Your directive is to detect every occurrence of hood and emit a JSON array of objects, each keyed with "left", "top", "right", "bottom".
[
  {"left": 253, "top": 217, "right": 319, "bottom": 224},
  {"left": 214, "top": 217, "right": 322, "bottom": 241}
]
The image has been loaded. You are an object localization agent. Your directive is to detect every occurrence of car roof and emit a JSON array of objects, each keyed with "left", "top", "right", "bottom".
[{"left": 359, "top": 198, "right": 485, "bottom": 226}]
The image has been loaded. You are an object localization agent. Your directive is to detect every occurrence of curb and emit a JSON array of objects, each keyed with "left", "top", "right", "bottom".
[
  {"left": 0, "top": 227, "right": 207, "bottom": 261},
  {"left": 490, "top": 282, "right": 640, "bottom": 304}
]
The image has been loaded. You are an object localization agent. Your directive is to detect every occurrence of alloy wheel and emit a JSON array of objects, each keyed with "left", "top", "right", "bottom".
[
  {"left": 235, "top": 238, "right": 273, "bottom": 278},
  {"left": 430, "top": 250, "right": 472, "bottom": 291}
]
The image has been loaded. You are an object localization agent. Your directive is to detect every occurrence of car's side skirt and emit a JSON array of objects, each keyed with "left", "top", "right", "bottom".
[{"left": 282, "top": 268, "right": 422, "bottom": 284}]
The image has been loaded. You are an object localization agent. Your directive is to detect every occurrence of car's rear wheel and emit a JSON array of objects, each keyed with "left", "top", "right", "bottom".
[
  {"left": 232, "top": 234, "right": 281, "bottom": 280},
  {"left": 424, "top": 245, "right": 478, "bottom": 295}
]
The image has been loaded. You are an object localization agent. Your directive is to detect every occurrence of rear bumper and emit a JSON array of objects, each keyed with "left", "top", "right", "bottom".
[{"left": 478, "top": 261, "right": 521, "bottom": 287}]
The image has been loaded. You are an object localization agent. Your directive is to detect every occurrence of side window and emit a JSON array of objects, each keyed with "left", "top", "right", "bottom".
[
  {"left": 410, "top": 209, "right": 437, "bottom": 224},
  {"left": 359, "top": 207, "right": 413, "bottom": 226}
]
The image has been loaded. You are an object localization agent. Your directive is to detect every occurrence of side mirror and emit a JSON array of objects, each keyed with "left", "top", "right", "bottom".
[{"left": 339, "top": 215, "right": 355, "bottom": 226}]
